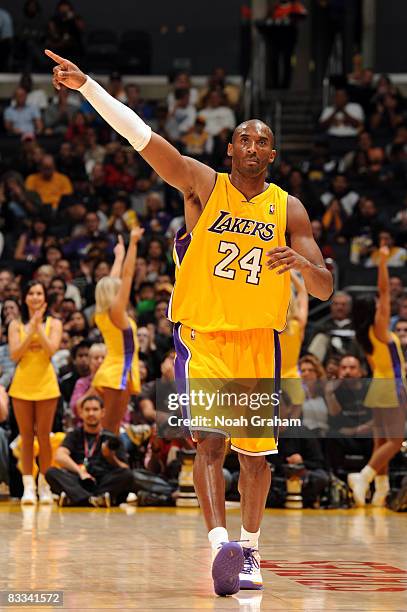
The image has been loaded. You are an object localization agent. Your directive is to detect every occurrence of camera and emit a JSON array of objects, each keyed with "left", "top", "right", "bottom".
[{"left": 101, "top": 432, "right": 121, "bottom": 451}]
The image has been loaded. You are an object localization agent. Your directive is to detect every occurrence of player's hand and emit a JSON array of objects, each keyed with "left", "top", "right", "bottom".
[
  {"left": 45, "top": 49, "right": 87, "bottom": 90},
  {"left": 129, "top": 227, "right": 145, "bottom": 244},
  {"left": 266, "top": 246, "right": 309, "bottom": 275},
  {"left": 113, "top": 235, "right": 125, "bottom": 260}
]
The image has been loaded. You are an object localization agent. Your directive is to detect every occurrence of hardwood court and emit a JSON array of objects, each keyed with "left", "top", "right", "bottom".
[{"left": 0, "top": 502, "right": 406, "bottom": 611}]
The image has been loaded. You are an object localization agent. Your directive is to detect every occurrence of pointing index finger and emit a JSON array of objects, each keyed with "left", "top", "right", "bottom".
[{"left": 45, "top": 49, "right": 66, "bottom": 64}]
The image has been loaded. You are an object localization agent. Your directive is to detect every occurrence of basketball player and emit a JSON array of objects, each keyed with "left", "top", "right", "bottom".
[{"left": 46, "top": 49, "right": 333, "bottom": 596}]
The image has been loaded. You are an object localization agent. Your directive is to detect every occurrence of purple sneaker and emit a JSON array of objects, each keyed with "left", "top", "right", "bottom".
[
  {"left": 239, "top": 548, "right": 263, "bottom": 590},
  {"left": 212, "top": 542, "right": 244, "bottom": 596}
]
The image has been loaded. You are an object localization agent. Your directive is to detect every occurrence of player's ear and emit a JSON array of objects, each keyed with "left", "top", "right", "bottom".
[
  {"left": 269, "top": 149, "right": 277, "bottom": 163},
  {"left": 227, "top": 143, "right": 233, "bottom": 157}
]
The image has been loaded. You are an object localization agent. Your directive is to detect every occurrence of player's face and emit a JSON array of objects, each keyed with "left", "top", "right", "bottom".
[{"left": 228, "top": 124, "right": 276, "bottom": 177}]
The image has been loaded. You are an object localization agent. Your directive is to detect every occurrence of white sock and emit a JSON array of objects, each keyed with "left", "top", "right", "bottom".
[
  {"left": 240, "top": 526, "right": 260, "bottom": 549},
  {"left": 22, "top": 475, "right": 35, "bottom": 489},
  {"left": 375, "top": 475, "right": 390, "bottom": 491},
  {"left": 360, "top": 465, "right": 376, "bottom": 484},
  {"left": 38, "top": 473, "right": 48, "bottom": 488},
  {"left": 208, "top": 527, "right": 229, "bottom": 553}
]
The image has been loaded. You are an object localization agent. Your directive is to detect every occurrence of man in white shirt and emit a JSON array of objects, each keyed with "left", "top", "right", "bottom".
[
  {"left": 198, "top": 90, "right": 236, "bottom": 137},
  {"left": 319, "top": 89, "right": 364, "bottom": 138},
  {"left": 165, "top": 89, "right": 196, "bottom": 142}
]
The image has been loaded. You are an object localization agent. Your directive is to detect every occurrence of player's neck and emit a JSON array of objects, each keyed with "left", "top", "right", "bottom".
[{"left": 229, "top": 170, "right": 269, "bottom": 202}]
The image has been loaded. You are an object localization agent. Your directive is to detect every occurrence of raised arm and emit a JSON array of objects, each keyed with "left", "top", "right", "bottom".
[
  {"left": 290, "top": 271, "right": 309, "bottom": 333},
  {"left": 110, "top": 228, "right": 144, "bottom": 329},
  {"left": 45, "top": 50, "right": 215, "bottom": 206},
  {"left": 267, "top": 196, "right": 333, "bottom": 301},
  {"left": 110, "top": 235, "right": 125, "bottom": 279},
  {"left": 373, "top": 246, "right": 391, "bottom": 343}
]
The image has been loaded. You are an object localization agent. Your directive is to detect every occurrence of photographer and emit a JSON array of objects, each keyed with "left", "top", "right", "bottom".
[{"left": 46, "top": 396, "right": 134, "bottom": 507}]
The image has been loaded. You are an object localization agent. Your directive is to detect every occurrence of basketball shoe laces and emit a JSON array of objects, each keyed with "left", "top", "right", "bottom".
[{"left": 241, "top": 547, "right": 260, "bottom": 574}]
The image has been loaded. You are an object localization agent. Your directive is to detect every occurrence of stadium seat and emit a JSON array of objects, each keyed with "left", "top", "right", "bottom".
[
  {"left": 85, "top": 30, "right": 119, "bottom": 73},
  {"left": 118, "top": 30, "right": 152, "bottom": 75}
]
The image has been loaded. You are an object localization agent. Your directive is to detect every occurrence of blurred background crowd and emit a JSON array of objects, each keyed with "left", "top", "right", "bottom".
[{"left": 0, "top": 0, "right": 406, "bottom": 509}]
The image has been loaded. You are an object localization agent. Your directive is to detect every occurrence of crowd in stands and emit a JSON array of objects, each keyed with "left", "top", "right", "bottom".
[{"left": 0, "top": 36, "right": 406, "bottom": 508}]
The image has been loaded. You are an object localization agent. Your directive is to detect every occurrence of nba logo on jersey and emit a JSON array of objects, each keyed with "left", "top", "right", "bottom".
[{"left": 269, "top": 203, "right": 275, "bottom": 214}]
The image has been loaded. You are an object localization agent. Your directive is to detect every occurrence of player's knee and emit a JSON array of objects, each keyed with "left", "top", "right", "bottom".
[
  {"left": 196, "top": 434, "right": 225, "bottom": 462},
  {"left": 238, "top": 454, "right": 268, "bottom": 474}
]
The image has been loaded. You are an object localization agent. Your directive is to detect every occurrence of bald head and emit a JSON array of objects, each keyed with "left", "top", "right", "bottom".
[
  {"left": 228, "top": 119, "right": 276, "bottom": 178},
  {"left": 232, "top": 120, "right": 274, "bottom": 147}
]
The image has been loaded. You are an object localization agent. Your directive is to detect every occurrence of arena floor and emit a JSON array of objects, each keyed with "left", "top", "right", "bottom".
[{"left": 0, "top": 502, "right": 406, "bottom": 611}]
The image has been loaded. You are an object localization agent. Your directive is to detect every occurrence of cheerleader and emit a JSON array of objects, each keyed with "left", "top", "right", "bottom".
[
  {"left": 93, "top": 229, "right": 143, "bottom": 433},
  {"left": 9, "top": 280, "right": 62, "bottom": 504},
  {"left": 349, "top": 246, "right": 406, "bottom": 506},
  {"left": 280, "top": 272, "right": 308, "bottom": 417}
]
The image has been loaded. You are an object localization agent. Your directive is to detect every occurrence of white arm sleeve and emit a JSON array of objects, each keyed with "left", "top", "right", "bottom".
[{"left": 78, "top": 76, "right": 152, "bottom": 151}]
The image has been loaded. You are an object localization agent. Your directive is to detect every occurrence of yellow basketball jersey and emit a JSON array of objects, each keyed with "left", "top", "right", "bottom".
[
  {"left": 280, "top": 318, "right": 302, "bottom": 378},
  {"left": 367, "top": 327, "right": 405, "bottom": 379},
  {"left": 168, "top": 173, "right": 290, "bottom": 332}
]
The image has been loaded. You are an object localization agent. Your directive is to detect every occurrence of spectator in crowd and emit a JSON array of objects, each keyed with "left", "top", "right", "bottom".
[
  {"left": 299, "top": 355, "right": 328, "bottom": 436},
  {"left": 62, "top": 211, "right": 113, "bottom": 261},
  {"left": 8, "top": 280, "right": 62, "bottom": 505},
  {"left": 168, "top": 71, "right": 199, "bottom": 113},
  {"left": 46, "top": 395, "right": 134, "bottom": 507},
  {"left": 0, "top": 6, "right": 13, "bottom": 71},
  {"left": 307, "top": 292, "right": 356, "bottom": 363},
  {"left": 35, "top": 264, "right": 55, "bottom": 289},
  {"left": 46, "top": 0, "right": 84, "bottom": 62},
  {"left": 1, "top": 171, "right": 42, "bottom": 234},
  {"left": 320, "top": 173, "right": 359, "bottom": 217},
  {"left": 14, "top": 216, "right": 48, "bottom": 263},
  {"left": 43, "top": 86, "right": 77, "bottom": 135},
  {"left": 269, "top": 391, "right": 329, "bottom": 508},
  {"left": 16, "top": 0, "right": 47, "bottom": 72},
  {"left": 389, "top": 276, "right": 404, "bottom": 318},
  {"left": 0, "top": 299, "right": 20, "bottom": 388},
  {"left": 25, "top": 154, "right": 73, "bottom": 209},
  {"left": 125, "top": 83, "right": 153, "bottom": 121},
  {"left": 181, "top": 118, "right": 212, "bottom": 161},
  {"left": 70, "top": 343, "right": 106, "bottom": 424},
  {"left": 394, "top": 319, "right": 407, "bottom": 364},
  {"left": 18, "top": 73, "right": 48, "bottom": 111},
  {"left": 165, "top": 89, "right": 197, "bottom": 143},
  {"left": 365, "top": 230, "right": 407, "bottom": 268},
  {"left": 4, "top": 87, "right": 43, "bottom": 138},
  {"left": 107, "top": 72, "right": 126, "bottom": 102},
  {"left": 198, "top": 91, "right": 236, "bottom": 137},
  {"left": 107, "top": 197, "right": 139, "bottom": 238},
  {"left": 324, "top": 354, "right": 373, "bottom": 475},
  {"left": 340, "top": 198, "right": 387, "bottom": 261},
  {"left": 142, "top": 193, "right": 170, "bottom": 237},
  {"left": 391, "top": 295, "right": 407, "bottom": 330},
  {"left": 59, "top": 340, "right": 90, "bottom": 405},
  {"left": 319, "top": 88, "right": 364, "bottom": 153},
  {"left": 0, "top": 269, "right": 15, "bottom": 302},
  {"left": 255, "top": 0, "right": 307, "bottom": 90},
  {"left": 199, "top": 67, "right": 241, "bottom": 109},
  {"left": 54, "top": 258, "right": 82, "bottom": 308}
]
